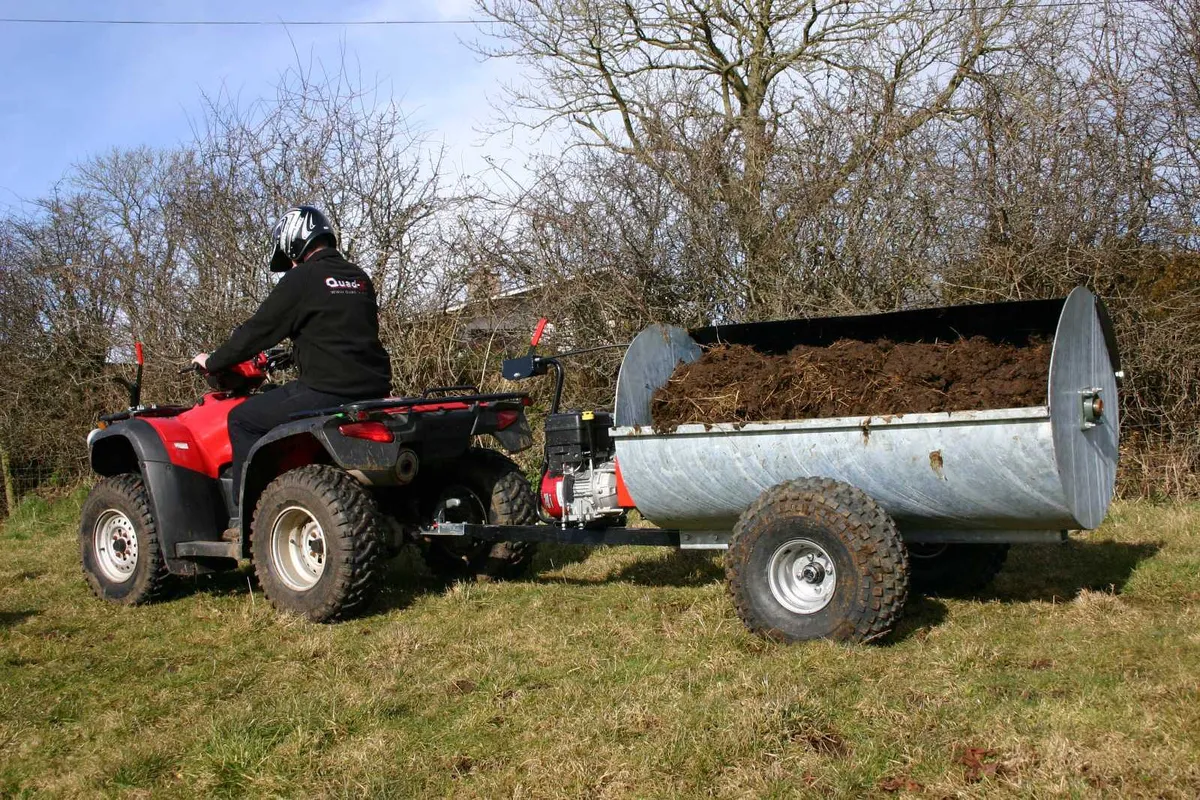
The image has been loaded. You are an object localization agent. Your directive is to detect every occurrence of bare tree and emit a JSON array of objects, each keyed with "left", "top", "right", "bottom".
[{"left": 474, "top": 0, "right": 1043, "bottom": 317}]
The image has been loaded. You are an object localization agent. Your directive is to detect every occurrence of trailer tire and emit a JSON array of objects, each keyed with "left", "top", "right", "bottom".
[
  {"left": 726, "top": 478, "right": 908, "bottom": 644},
  {"left": 80, "top": 474, "right": 171, "bottom": 605},
  {"left": 423, "top": 448, "right": 538, "bottom": 580},
  {"left": 251, "top": 465, "right": 383, "bottom": 622},
  {"left": 908, "top": 543, "right": 1010, "bottom": 596}
]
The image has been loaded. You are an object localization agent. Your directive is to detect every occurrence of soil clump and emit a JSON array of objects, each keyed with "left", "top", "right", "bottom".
[{"left": 651, "top": 337, "right": 1051, "bottom": 430}]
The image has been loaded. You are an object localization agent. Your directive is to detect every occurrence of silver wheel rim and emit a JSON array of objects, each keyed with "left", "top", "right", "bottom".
[
  {"left": 768, "top": 538, "right": 837, "bottom": 615},
  {"left": 93, "top": 509, "right": 139, "bottom": 583},
  {"left": 270, "top": 506, "right": 327, "bottom": 592}
]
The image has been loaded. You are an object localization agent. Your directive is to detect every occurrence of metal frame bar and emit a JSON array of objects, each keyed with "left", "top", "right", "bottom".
[
  {"left": 903, "top": 529, "right": 1067, "bottom": 544},
  {"left": 422, "top": 523, "right": 1070, "bottom": 548},
  {"left": 423, "top": 522, "right": 732, "bottom": 549}
]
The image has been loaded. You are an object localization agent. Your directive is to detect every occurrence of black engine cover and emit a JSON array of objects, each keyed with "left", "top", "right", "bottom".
[{"left": 545, "top": 411, "right": 614, "bottom": 474}]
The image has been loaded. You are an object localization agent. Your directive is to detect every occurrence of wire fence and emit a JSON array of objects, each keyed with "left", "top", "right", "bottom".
[{"left": 1, "top": 453, "right": 89, "bottom": 520}]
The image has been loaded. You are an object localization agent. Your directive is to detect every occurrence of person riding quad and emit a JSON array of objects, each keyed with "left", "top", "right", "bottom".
[{"left": 191, "top": 206, "right": 392, "bottom": 514}]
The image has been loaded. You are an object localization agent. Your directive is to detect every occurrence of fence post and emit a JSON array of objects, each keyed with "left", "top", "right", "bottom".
[{"left": 1, "top": 446, "right": 15, "bottom": 518}]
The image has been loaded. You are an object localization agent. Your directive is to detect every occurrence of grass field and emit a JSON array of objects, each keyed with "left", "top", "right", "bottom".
[{"left": 2, "top": 489, "right": 1199, "bottom": 798}]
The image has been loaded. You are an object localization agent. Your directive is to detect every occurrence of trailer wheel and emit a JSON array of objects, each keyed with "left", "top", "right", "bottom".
[
  {"left": 423, "top": 448, "right": 538, "bottom": 580},
  {"left": 725, "top": 478, "right": 909, "bottom": 644},
  {"left": 908, "top": 543, "right": 1010, "bottom": 596},
  {"left": 80, "top": 474, "right": 171, "bottom": 605},
  {"left": 251, "top": 465, "right": 383, "bottom": 622}
]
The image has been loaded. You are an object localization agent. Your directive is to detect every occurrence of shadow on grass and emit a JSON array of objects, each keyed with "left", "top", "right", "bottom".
[
  {"left": 987, "top": 540, "right": 1162, "bottom": 602},
  {"left": 531, "top": 543, "right": 594, "bottom": 574},
  {"left": 613, "top": 549, "right": 724, "bottom": 587},
  {"left": 166, "top": 562, "right": 260, "bottom": 604},
  {"left": 159, "top": 538, "right": 1160, "bottom": 628},
  {"left": 888, "top": 596, "right": 949, "bottom": 643},
  {"left": 531, "top": 548, "right": 725, "bottom": 589},
  {"left": 167, "top": 547, "right": 484, "bottom": 617},
  {"left": 0, "top": 609, "right": 38, "bottom": 628}
]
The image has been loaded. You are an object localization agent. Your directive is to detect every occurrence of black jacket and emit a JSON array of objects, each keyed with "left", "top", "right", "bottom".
[{"left": 207, "top": 249, "right": 392, "bottom": 398}]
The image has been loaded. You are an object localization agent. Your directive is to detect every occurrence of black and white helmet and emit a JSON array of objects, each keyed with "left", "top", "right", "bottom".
[{"left": 268, "top": 205, "right": 337, "bottom": 272}]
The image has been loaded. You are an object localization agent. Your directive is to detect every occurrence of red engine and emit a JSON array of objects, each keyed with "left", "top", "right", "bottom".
[{"left": 540, "top": 410, "right": 637, "bottom": 524}]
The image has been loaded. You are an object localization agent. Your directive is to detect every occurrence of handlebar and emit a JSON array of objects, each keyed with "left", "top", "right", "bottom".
[{"left": 179, "top": 347, "right": 293, "bottom": 377}]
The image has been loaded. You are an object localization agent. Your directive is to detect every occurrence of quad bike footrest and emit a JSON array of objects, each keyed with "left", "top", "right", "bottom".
[{"left": 175, "top": 541, "right": 240, "bottom": 560}]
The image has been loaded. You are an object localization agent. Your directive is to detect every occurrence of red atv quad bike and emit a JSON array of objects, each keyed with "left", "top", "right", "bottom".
[{"left": 81, "top": 344, "right": 538, "bottom": 621}]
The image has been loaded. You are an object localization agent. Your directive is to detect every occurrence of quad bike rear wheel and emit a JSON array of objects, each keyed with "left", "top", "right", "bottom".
[
  {"left": 422, "top": 448, "right": 538, "bottom": 581},
  {"left": 251, "top": 465, "right": 384, "bottom": 622},
  {"left": 80, "top": 474, "right": 171, "bottom": 604},
  {"left": 725, "top": 477, "right": 909, "bottom": 644}
]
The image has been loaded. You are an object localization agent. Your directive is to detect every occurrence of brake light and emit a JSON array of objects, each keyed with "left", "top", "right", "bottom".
[
  {"left": 496, "top": 409, "right": 520, "bottom": 430},
  {"left": 338, "top": 421, "right": 394, "bottom": 443}
]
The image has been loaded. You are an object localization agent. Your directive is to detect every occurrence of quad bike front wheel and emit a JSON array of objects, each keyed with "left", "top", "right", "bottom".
[
  {"left": 251, "top": 465, "right": 384, "bottom": 622},
  {"left": 725, "top": 477, "right": 909, "bottom": 644},
  {"left": 80, "top": 474, "right": 171, "bottom": 604},
  {"left": 422, "top": 448, "right": 539, "bottom": 581}
]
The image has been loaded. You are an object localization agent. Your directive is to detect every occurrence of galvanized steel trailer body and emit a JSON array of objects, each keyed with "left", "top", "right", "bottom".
[{"left": 609, "top": 287, "right": 1120, "bottom": 543}]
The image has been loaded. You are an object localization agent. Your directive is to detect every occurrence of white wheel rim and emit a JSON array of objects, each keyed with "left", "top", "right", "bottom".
[
  {"left": 93, "top": 509, "right": 139, "bottom": 583},
  {"left": 270, "top": 506, "right": 327, "bottom": 592},
  {"left": 768, "top": 538, "right": 837, "bottom": 615}
]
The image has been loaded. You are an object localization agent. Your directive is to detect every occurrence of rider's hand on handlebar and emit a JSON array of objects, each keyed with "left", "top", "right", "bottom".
[{"left": 190, "top": 353, "right": 209, "bottom": 372}]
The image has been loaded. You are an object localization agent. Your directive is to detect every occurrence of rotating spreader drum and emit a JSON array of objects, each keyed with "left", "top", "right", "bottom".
[{"left": 428, "top": 287, "right": 1122, "bottom": 643}]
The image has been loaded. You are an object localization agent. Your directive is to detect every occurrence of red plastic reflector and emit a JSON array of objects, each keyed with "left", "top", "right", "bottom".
[
  {"left": 338, "top": 421, "right": 394, "bottom": 443},
  {"left": 540, "top": 473, "right": 564, "bottom": 518},
  {"left": 134, "top": 342, "right": 144, "bottom": 365},
  {"left": 496, "top": 409, "right": 520, "bottom": 430}
]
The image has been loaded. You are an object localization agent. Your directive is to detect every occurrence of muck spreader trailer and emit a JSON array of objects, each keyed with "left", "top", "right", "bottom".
[{"left": 82, "top": 288, "right": 1120, "bottom": 643}]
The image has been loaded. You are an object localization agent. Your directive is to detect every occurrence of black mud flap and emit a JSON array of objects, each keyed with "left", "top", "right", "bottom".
[
  {"left": 141, "top": 461, "right": 229, "bottom": 576},
  {"left": 492, "top": 415, "right": 534, "bottom": 453}
]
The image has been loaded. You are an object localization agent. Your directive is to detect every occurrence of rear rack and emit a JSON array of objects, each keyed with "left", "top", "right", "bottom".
[{"left": 291, "top": 391, "right": 530, "bottom": 420}]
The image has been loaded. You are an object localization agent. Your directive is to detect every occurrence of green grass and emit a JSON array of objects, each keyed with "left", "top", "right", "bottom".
[{"left": 2, "top": 491, "right": 1199, "bottom": 798}]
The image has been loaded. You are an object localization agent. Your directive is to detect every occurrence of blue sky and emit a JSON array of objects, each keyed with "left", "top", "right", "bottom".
[{"left": 0, "top": 0, "right": 534, "bottom": 211}]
